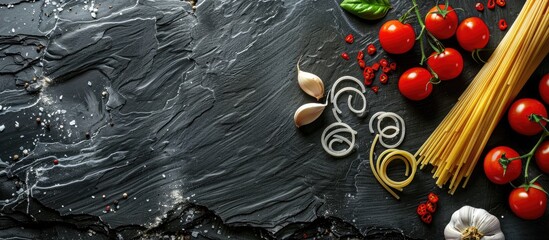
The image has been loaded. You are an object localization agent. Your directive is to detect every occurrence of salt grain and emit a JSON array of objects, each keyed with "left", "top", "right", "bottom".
[
  {"left": 0, "top": 125, "right": 5, "bottom": 132},
  {"left": 69, "top": 120, "right": 76, "bottom": 126},
  {"left": 87, "top": 81, "right": 92, "bottom": 86}
]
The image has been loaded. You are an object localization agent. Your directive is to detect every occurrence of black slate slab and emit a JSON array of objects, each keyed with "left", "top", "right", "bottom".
[{"left": 0, "top": 0, "right": 548, "bottom": 239}]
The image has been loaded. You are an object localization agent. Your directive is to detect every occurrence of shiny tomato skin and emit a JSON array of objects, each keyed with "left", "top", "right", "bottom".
[
  {"left": 456, "top": 17, "right": 490, "bottom": 52},
  {"left": 425, "top": 5, "right": 459, "bottom": 40},
  {"left": 427, "top": 48, "right": 463, "bottom": 80},
  {"left": 379, "top": 20, "right": 416, "bottom": 54},
  {"left": 509, "top": 183, "right": 548, "bottom": 220},
  {"left": 483, "top": 146, "right": 522, "bottom": 184},
  {"left": 507, "top": 98, "right": 548, "bottom": 136},
  {"left": 540, "top": 73, "right": 549, "bottom": 104},
  {"left": 398, "top": 67, "right": 433, "bottom": 101},
  {"left": 535, "top": 141, "right": 549, "bottom": 174}
]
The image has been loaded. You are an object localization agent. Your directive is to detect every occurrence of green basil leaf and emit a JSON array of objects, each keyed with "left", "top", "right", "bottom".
[{"left": 340, "top": 0, "right": 392, "bottom": 20}]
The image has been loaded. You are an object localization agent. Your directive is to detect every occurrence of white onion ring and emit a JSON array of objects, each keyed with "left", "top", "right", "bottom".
[
  {"left": 369, "top": 111, "right": 406, "bottom": 148},
  {"left": 330, "top": 76, "right": 367, "bottom": 119},
  {"left": 321, "top": 122, "right": 357, "bottom": 157}
]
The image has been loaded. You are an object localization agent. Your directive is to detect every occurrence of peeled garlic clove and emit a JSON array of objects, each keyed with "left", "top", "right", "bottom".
[
  {"left": 297, "top": 59, "right": 325, "bottom": 101},
  {"left": 294, "top": 102, "right": 326, "bottom": 128}
]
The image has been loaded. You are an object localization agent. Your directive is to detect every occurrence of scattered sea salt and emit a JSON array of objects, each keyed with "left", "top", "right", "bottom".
[
  {"left": 87, "top": 81, "right": 92, "bottom": 86},
  {"left": 15, "top": 121, "right": 19, "bottom": 128},
  {"left": 0, "top": 125, "right": 5, "bottom": 132},
  {"left": 59, "top": 95, "right": 63, "bottom": 100},
  {"left": 69, "top": 120, "right": 76, "bottom": 126}
]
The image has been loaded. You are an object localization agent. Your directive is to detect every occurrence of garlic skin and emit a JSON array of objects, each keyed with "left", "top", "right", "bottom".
[
  {"left": 444, "top": 206, "right": 505, "bottom": 240},
  {"left": 297, "top": 60, "right": 325, "bottom": 101},
  {"left": 293, "top": 102, "right": 326, "bottom": 127}
]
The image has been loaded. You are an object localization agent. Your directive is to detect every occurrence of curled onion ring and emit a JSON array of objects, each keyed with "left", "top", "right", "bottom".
[
  {"left": 321, "top": 122, "right": 357, "bottom": 157},
  {"left": 368, "top": 111, "right": 405, "bottom": 148}
]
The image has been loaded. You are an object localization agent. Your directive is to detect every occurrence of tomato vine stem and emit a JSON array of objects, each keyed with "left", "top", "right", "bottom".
[
  {"left": 409, "top": 0, "right": 445, "bottom": 66},
  {"left": 502, "top": 114, "right": 548, "bottom": 186}
]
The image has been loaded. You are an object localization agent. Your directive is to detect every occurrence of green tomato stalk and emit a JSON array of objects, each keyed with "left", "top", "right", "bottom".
[{"left": 500, "top": 114, "right": 548, "bottom": 194}]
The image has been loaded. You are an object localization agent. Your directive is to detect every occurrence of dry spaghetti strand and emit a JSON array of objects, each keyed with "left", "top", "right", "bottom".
[{"left": 415, "top": 0, "right": 549, "bottom": 194}]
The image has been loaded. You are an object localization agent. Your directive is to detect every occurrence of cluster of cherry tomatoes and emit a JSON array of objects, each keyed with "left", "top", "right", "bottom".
[
  {"left": 378, "top": 4, "right": 489, "bottom": 101},
  {"left": 484, "top": 74, "right": 549, "bottom": 220}
]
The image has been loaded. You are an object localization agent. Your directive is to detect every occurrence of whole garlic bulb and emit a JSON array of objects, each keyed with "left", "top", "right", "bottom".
[{"left": 444, "top": 206, "right": 504, "bottom": 240}]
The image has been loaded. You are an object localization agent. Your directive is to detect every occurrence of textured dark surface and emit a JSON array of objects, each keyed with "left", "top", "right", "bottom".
[{"left": 0, "top": 0, "right": 548, "bottom": 239}]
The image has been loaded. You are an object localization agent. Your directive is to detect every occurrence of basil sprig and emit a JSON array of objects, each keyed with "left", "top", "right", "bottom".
[{"left": 340, "top": 0, "right": 392, "bottom": 20}]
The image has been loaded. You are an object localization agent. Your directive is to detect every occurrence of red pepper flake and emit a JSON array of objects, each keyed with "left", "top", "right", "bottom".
[
  {"left": 371, "top": 62, "right": 380, "bottom": 71},
  {"left": 357, "top": 50, "right": 364, "bottom": 60},
  {"left": 53, "top": 159, "right": 59, "bottom": 165},
  {"left": 371, "top": 86, "right": 379, "bottom": 94},
  {"left": 379, "top": 73, "right": 388, "bottom": 84},
  {"left": 426, "top": 201, "right": 437, "bottom": 213},
  {"left": 420, "top": 213, "right": 433, "bottom": 224},
  {"left": 341, "top": 52, "right": 350, "bottom": 60},
  {"left": 367, "top": 44, "right": 376, "bottom": 55},
  {"left": 417, "top": 203, "right": 427, "bottom": 216},
  {"left": 364, "top": 66, "right": 374, "bottom": 75},
  {"left": 487, "top": 0, "right": 496, "bottom": 9},
  {"left": 382, "top": 66, "right": 391, "bottom": 73},
  {"left": 427, "top": 192, "right": 439, "bottom": 203},
  {"left": 364, "top": 74, "right": 373, "bottom": 86},
  {"left": 499, "top": 19, "right": 508, "bottom": 31},
  {"left": 363, "top": 68, "right": 374, "bottom": 86},
  {"left": 345, "top": 34, "right": 354, "bottom": 44},
  {"left": 475, "top": 2, "right": 484, "bottom": 11},
  {"left": 379, "top": 58, "right": 389, "bottom": 67},
  {"left": 105, "top": 205, "right": 111, "bottom": 212},
  {"left": 358, "top": 59, "right": 366, "bottom": 69},
  {"left": 389, "top": 62, "right": 397, "bottom": 71},
  {"left": 496, "top": 0, "right": 505, "bottom": 7}
]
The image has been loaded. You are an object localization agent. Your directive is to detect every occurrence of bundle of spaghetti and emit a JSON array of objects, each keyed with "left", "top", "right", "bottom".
[{"left": 415, "top": 0, "right": 549, "bottom": 194}]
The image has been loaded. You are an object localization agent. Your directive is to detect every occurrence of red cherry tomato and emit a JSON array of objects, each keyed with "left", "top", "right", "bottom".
[
  {"left": 427, "top": 48, "right": 463, "bottom": 81},
  {"left": 507, "top": 98, "right": 548, "bottom": 136},
  {"left": 535, "top": 141, "right": 549, "bottom": 174},
  {"left": 398, "top": 67, "right": 433, "bottom": 101},
  {"left": 540, "top": 73, "right": 549, "bottom": 105},
  {"left": 456, "top": 17, "right": 490, "bottom": 52},
  {"left": 379, "top": 20, "right": 416, "bottom": 54},
  {"left": 425, "top": 4, "right": 459, "bottom": 40},
  {"left": 509, "top": 183, "right": 547, "bottom": 220},
  {"left": 483, "top": 146, "right": 522, "bottom": 184}
]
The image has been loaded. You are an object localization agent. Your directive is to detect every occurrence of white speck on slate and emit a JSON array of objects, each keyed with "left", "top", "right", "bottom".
[
  {"left": 69, "top": 120, "right": 76, "bottom": 126},
  {"left": 15, "top": 121, "right": 19, "bottom": 128},
  {"left": 88, "top": 81, "right": 92, "bottom": 86},
  {"left": 0, "top": 125, "right": 5, "bottom": 132}
]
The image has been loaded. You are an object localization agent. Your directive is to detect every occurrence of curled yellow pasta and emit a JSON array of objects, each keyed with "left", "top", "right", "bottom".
[{"left": 369, "top": 134, "right": 417, "bottom": 199}]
